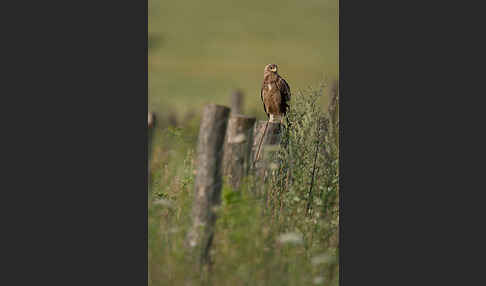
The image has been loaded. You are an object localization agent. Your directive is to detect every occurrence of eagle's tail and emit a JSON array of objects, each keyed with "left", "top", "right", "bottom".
[{"left": 253, "top": 120, "right": 269, "bottom": 168}]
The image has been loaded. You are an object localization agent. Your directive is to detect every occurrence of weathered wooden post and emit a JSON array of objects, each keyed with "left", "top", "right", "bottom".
[
  {"left": 251, "top": 120, "right": 282, "bottom": 193},
  {"left": 168, "top": 111, "right": 178, "bottom": 127},
  {"left": 251, "top": 120, "right": 282, "bottom": 163},
  {"left": 230, "top": 89, "right": 244, "bottom": 115},
  {"left": 223, "top": 115, "right": 256, "bottom": 190},
  {"left": 186, "top": 104, "right": 230, "bottom": 266}
]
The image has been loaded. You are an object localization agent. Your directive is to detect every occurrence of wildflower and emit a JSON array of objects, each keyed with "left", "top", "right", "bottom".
[
  {"left": 312, "top": 253, "right": 333, "bottom": 265},
  {"left": 313, "top": 276, "right": 324, "bottom": 284},
  {"left": 167, "top": 227, "right": 180, "bottom": 234},
  {"left": 277, "top": 232, "right": 303, "bottom": 244},
  {"left": 153, "top": 199, "right": 174, "bottom": 208}
]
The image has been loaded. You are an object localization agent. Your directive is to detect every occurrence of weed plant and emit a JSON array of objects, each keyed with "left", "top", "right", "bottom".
[{"left": 149, "top": 83, "right": 339, "bottom": 286}]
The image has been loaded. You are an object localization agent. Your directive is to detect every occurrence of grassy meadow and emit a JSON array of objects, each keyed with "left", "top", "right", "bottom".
[
  {"left": 149, "top": 1, "right": 339, "bottom": 285},
  {"left": 149, "top": 0, "right": 338, "bottom": 118}
]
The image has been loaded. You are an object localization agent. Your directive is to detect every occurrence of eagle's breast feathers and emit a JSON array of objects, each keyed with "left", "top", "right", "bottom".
[{"left": 260, "top": 67, "right": 291, "bottom": 122}]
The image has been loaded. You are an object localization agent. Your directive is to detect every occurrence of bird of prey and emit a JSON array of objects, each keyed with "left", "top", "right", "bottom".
[{"left": 261, "top": 64, "right": 291, "bottom": 123}]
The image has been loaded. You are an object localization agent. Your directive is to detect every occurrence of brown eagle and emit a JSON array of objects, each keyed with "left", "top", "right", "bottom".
[{"left": 261, "top": 64, "right": 291, "bottom": 123}]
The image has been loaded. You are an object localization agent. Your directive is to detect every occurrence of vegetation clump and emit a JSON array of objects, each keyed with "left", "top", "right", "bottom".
[{"left": 149, "top": 83, "right": 339, "bottom": 286}]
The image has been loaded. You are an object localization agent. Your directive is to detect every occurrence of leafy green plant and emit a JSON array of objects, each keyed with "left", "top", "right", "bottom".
[{"left": 148, "top": 82, "right": 339, "bottom": 286}]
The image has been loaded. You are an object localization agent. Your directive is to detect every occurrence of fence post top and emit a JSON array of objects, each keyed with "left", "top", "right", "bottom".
[
  {"left": 148, "top": 112, "right": 156, "bottom": 128},
  {"left": 230, "top": 115, "right": 256, "bottom": 120},
  {"left": 204, "top": 104, "right": 230, "bottom": 110}
]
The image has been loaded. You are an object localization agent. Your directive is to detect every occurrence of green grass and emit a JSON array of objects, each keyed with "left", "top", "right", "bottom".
[
  {"left": 149, "top": 0, "right": 338, "bottom": 119},
  {"left": 148, "top": 2, "right": 339, "bottom": 284},
  {"left": 148, "top": 86, "right": 339, "bottom": 286}
]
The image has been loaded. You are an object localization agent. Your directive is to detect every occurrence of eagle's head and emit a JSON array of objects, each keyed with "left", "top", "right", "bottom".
[{"left": 264, "top": 64, "right": 278, "bottom": 73}]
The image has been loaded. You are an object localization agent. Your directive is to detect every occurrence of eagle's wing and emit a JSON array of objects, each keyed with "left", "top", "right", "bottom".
[
  {"left": 276, "top": 76, "right": 291, "bottom": 115},
  {"left": 261, "top": 82, "right": 269, "bottom": 118}
]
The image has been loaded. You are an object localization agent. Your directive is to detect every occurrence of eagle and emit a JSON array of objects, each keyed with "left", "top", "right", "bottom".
[{"left": 261, "top": 64, "right": 291, "bottom": 123}]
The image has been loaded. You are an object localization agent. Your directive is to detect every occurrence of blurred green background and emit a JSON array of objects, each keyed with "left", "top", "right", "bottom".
[{"left": 149, "top": 0, "right": 338, "bottom": 120}]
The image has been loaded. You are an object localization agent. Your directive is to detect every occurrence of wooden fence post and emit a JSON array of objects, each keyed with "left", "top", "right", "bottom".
[
  {"left": 251, "top": 120, "right": 282, "bottom": 162},
  {"left": 250, "top": 120, "right": 282, "bottom": 192},
  {"left": 230, "top": 89, "right": 244, "bottom": 115},
  {"left": 186, "top": 104, "right": 230, "bottom": 266},
  {"left": 223, "top": 115, "right": 256, "bottom": 190}
]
